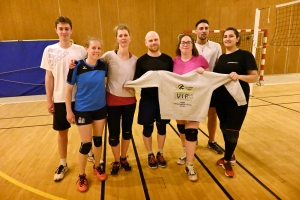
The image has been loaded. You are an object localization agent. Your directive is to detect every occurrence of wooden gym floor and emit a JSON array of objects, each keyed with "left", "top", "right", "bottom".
[{"left": 0, "top": 75, "right": 300, "bottom": 200}]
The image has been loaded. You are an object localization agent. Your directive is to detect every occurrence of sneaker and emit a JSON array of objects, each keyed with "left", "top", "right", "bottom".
[
  {"left": 77, "top": 174, "right": 88, "bottom": 192},
  {"left": 120, "top": 156, "right": 132, "bottom": 171},
  {"left": 156, "top": 152, "right": 167, "bottom": 167},
  {"left": 54, "top": 164, "right": 68, "bottom": 182},
  {"left": 217, "top": 158, "right": 234, "bottom": 177},
  {"left": 111, "top": 162, "right": 121, "bottom": 175},
  {"left": 185, "top": 165, "right": 198, "bottom": 181},
  {"left": 176, "top": 157, "right": 186, "bottom": 165},
  {"left": 148, "top": 154, "right": 158, "bottom": 169},
  {"left": 87, "top": 154, "right": 94, "bottom": 162},
  {"left": 231, "top": 154, "right": 236, "bottom": 164},
  {"left": 208, "top": 141, "right": 224, "bottom": 154},
  {"left": 93, "top": 165, "right": 107, "bottom": 181}
]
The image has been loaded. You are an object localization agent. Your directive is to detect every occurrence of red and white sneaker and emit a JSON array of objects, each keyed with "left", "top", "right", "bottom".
[{"left": 217, "top": 158, "right": 234, "bottom": 178}]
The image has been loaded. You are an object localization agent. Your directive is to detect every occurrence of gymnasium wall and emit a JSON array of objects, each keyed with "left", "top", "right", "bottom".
[{"left": 0, "top": 0, "right": 299, "bottom": 75}]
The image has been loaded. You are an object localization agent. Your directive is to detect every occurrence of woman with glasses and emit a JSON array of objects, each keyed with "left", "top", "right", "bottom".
[{"left": 173, "top": 34, "right": 209, "bottom": 181}]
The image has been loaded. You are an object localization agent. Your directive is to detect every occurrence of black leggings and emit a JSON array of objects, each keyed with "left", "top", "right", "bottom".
[
  {"left": 216, "top": 100, "right": 248, "bottom": 161},
  {"left": 107, "top": 103, "right": 136, "bottom": 142}
]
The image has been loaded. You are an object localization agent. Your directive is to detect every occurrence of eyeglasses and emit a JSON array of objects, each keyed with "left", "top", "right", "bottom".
[{"left": 180, "top": 41, "right": 192, "bottom": 46}]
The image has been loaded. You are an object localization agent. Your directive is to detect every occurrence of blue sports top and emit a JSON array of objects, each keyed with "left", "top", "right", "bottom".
[{"left": 67, "top": 59, "right": 107, "bottom": 112}]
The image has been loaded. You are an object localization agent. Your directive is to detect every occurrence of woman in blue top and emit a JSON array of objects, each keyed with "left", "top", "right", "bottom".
[{"left": 65, "top": 38, "right": 107, "bottom": 192}]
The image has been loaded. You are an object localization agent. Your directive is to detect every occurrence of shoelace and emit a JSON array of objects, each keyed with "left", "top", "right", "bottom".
[
  {"left": 157, "top": 154, "right": 165, "bottom": 162},
  {"left": 77, "top": 175, "right": 87, "bottom": 186},
  {"left": 187, "top": 166, "right": 196, "bottom": 175},
  {"left": 224, "top": 162, "right": 233, "bottom": 171},
  {"left": 112, "top": 162, "right": 120, "bottom": 169},
  {"left": 96, "top": 166, "right": 104, "bottom": 174},
  {"left": 56, "top": 165, "right": 64, "bottom": 174},
  {"left": 121, "top": 159, "right": 129, "bottom": 166},
  {"left": 149, "top": 155, "right": 156, "bottom": 164}
]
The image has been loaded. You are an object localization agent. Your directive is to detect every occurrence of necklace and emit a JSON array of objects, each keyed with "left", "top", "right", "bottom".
[{"left": 199, "top": 44, "right": 205, "bottom": 53}]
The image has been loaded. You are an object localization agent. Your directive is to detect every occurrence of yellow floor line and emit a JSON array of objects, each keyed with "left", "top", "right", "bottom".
[{"left": 0, "top": 171, "right": 66, "bottom": 200}]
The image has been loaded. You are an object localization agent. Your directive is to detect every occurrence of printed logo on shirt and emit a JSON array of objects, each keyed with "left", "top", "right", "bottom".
[
  {"left": 78, "top": 117, "right": 85, "bottom": 124},
  {"left": 178, "top": 84, "right": 185, "bottom": 90},
  {"left": 83, "top": 66, "right": 87, "bottom": 69},
  {"left": 174, "top": 84, "right": 194, "bottom": 107},
  {"left": 48, "top": 48, "right": 69, "bottom": 68},
  {"left": 227, "top": 62, "right": 238, "bottom": 64}
]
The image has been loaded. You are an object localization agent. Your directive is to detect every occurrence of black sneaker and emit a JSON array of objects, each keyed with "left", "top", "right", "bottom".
[
  {"left": 110, "top": 162, "right": 121, "bottom": 175},
  {"left": 208, "top": 141, "right": 224, "bottom": 154},
  {"left": 148, "top": 154, "right": 158, "bottom": 169},
  {"left": 156, "top": 152, "right": 167, "bottom": 167},
  {"left": 120, "top": 156, "right": 132, "bottom": 171}
]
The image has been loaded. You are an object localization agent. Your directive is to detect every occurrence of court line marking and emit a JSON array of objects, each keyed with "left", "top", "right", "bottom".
[{"left": 0, "top": 171, "right": 66, "bottom": 200}]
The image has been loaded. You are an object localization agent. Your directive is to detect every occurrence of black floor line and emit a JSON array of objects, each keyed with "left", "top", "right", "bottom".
[
  {"left": 100, "top": 121, "right": 108, "bottom": 200},
  {"left": 131, "top": 134, "right": 150, "bottom": 200},
  {"left": 0, "top": 124, "right": 51, "bottom": 130},
  {"left": 168, "top": 123, "right": 233, "bottom": 200},
  {"left": 198, "top": 128, "right": 282, "bottom": 200},
  {"left": 255, "top": 98, "right": 300, "bottom": 113}
]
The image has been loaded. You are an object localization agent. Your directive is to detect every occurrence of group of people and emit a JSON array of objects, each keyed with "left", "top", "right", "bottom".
[{"left": 41, "top": 16, "right": 258, "bottom": 192}]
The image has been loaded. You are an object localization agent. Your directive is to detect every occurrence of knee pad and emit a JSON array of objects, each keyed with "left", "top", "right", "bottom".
[
  {"left": 226, "top": 130, "right": 239, "bottom": 143},
  {"left": 109, "top": 136, "right": 120, "bottom": 147},
  {"left": 79, "top": 142, "right": 92, "bottom": 155},
  {"left": 143, "top": 125, "right": 154, "bottom": 138},
  {"left": 93, "top": 136, "right": 102, "bottom": 147},
  {"left": 177, "top": 124, "right": 185, "bottom": 134},
  {"left": 185, "top": 129, "right": 198, "bottom": 142},
  {"left": 156, "top": 123, "right": 166, "bottom": 135},
  {"left": 122, "top": 131, "right": 132, "bottom": 140}
]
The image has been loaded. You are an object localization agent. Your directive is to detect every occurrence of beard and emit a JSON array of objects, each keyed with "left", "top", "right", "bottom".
[
  {"left": 148, "top": 45, "right": 160, "bottom": 52},
  {"left": 198, "top": 35, "right": 207, "bottom": 41}
]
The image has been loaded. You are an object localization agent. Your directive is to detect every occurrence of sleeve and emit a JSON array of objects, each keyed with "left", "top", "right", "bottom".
[
  {"left": 134, "top": 58, "right": 143, "bottom": 79},
  {"left": 223, "top": 81, "right": 247, "bottom": 106},
  {"left": 168, "top": 57, "right": 174, "bottom": 72},
  {"left": 244, "top": 51, "right": 258, "bottom": 71},
  {"left": 200, "top": 56, "right": 209, "bottom": 69},
  {"left": 67, "top": 62, "right": 79, "bottom": 85},
  {"left": 100, "top": 51, "right": 108, "bottom": 63},
  {"left": 40, "top": 47, "right": 51, "bottom": 71},
  {"left": 125, "top": 71, "right": 159, "bottom": 88},
  {"left": 217, "top": 43, "right": 222, "bottom": 58}
]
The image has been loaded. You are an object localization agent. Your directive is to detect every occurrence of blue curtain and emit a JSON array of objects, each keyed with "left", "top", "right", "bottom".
[{"left": 0, "top": 40, "right": 58, "bottom": 97}]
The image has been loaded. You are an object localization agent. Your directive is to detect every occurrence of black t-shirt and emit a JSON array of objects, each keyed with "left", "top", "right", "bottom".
[
  {"left": 213, "top": 49, "right": 258, "bottom": 101},
  {"left": 135, "top": 53, "right": 173, "bottom": 100}
]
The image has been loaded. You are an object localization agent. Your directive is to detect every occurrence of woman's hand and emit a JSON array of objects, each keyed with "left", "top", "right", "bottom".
[
  {"left": 196, "top": 67, "right": 205, "bottom": 74},
  {"left": 69, "top": 59, "right": 77, "bottom": 69},
  {"left": 229, "top": 72, "right": 239, "bottom": 81},
  {"left": 66, "top": 111, "right": 75, "bottom": 124}
]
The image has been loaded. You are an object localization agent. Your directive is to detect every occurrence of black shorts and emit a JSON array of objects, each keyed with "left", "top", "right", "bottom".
[
  {"left": 74, "top": 106, "right": 107, "bottom": 126},
  {"left": 53, "top": 102, "right": 74, "bottom": 131},
  {"left": 138, "top": 99, "right": 170, "bottom": 125}
]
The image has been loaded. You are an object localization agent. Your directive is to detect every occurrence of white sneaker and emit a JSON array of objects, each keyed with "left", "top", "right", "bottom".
[
  {"left": 176, "top": 157, "right": 186, "bottom": 165},
  {"left": 185, "top": 165, "right": 198, "bottom": 182},
  {"left": 87, "top": 154, "right": 94, "bottom": 162},
  {"left": 54, "top": 164, "right": 68, "bottom": 182}
]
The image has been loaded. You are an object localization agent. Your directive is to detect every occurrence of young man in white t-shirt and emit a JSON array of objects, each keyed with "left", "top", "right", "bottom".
[
  {"left": 194, "top": 19, "right": 223, "bottom": 154},
  {"left": 40, "top": 16, "right": 86, "bottom": 182}
]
